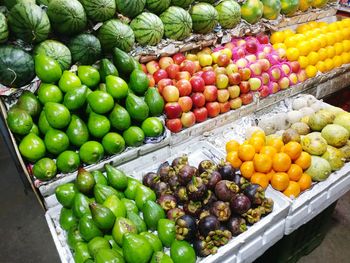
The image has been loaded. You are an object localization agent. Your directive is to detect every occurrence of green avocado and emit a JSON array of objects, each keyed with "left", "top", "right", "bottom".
[
  {"left": 37, "top": 83, "right": 63, "bottom": 104},
  {"left": 88, "top": 112, "right": 111, "bottom": 138},
  {"left": 145, "top": 88, "right": 165, "bottom": 117},
  {"left": 125, "top": 93, "right": 149, "bottom": 122},
  {"left": 38, "top": 111, "right": 52, "bottom": 135},
  {"left": 66, "top": 115, "right": 89, "bottom": 147},
  {"left": 32, "top": 157, "right": 57, "bottom": 180},
  {"left": 63, "top": 85, "right": 88, "bottom": 110},
  {"left": 109, "top": 104, "right": 131, "bottom": 131},
  {"left": 16, "top": 91, "right": 42, "bottom": 118},
  {"left": 44, "top": 129, "right": 70, "bottom": 155},
  {"left": 122, "top": 233, "right": 153, "bottom": 263},
  {"left": 99, "top": 58, "right": 119, "bottom": 83},
  {"left": 6, "top": 107, "right": 33, "bottom": 135},
  {"left": 78, "top": 214, "right": 103, "bottom": 242},
  {"left": 79, "top": 141, "right": 104, "bottom": 165},
  {"left": 72, "top": 193, "right": 92, "bottom": 219},
  {"left": 112, "top": 48, "right": 134, "bottom": 75},
  {"left": 59, "top": 207, "right": 78, "bottom": 231},
  {"left": 35, "top": 54, "right": 62, "bottom": 83},
  {"left": 87, "top": 90, "right": 114, "bottom": 114},
  {"left": 56, "top": 150, "right": 80, "bottom": 173},
  {"left": 44, "top": 102, "right": 71, "bottom": 129},
  {"left": 19, "top": 133, "right": 46, "bottom": 162},
  {"left": 128, "top": 69, "right": 149, "bottom": 96}
]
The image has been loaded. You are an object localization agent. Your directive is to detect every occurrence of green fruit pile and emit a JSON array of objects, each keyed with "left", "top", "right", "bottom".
[
  {"left": 7, "top": 48, "right": 165, "bottom": 181},
  {"left": 55, "top": 165, "right": 196, "bottom": 263}
]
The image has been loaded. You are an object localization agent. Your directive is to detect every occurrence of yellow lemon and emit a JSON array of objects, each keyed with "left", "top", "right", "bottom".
[
  {"left": 305, "top": 65, "right": 317, "bottom": 78},
  {"left": 316, "top": 61, "right": 327, "bottom": 73},
  {"left": 307, "top": 51, "right": 319, "bottom": 65},
  {"left": 304, "top": 31, "right": 315, "bottom": 39},
  {"left": 298, "top": 56, "right": 309, "bottom": 69},
  {"left": 310, "top": 38, "right": 322, "bottom": 52},
  {"left": 316, "top": 34, "right": 328, "bottom": 48},
  {"left": 335, "top": 31, "right": 344, "bottom": 43},
  {"left": 341, "top": 28, "right": 350, "bottom": 39},
  {"left": 285, "top": 36, "right": 298, "bottom": 48},
  {"left": 283, "top": 29, "right": 295, "bottom": 39},
  {"left": 334, "top": 42, "right": 344, "bottom": 56},
  {"left": 341, "top": 19, "right": 350, "bottom": 28},
  {"left": 341, "top": 52, "right": 350, "bottom": 64},
  {"left": 343, "top": 40, "right": 350, "bottom": 52},
  {"left": 294, "top": 34, "right": 306, "bottom": 43},
  {"left": 325, "top": 46, "right": 336, "bottom": 58},
  {"left": 333, "top": 56, "right": 343, "bottom": 68},
  {"left": 326, "top": 33, "right": 337, "bottom": 46},
  {"left": 324, "top": 58, "right": 334, "bottom": 72},
  {"left": 327, "top": 23, "right": 338, "bottom": 32},
  {"left": 335, "top": 21, "right": 344, "bottom": 30},
  {"left": 296, "top": 41, "right": 311, "bottom": 56},
  {"left": 318, "top": 48, "right": 328, "bottom": 61},
  {"left": 297, "top": 24, "right": 311, "bottom": 34},
  {"left": 287, "top": 48, "right": 300, "bottom": 61},
  {"left": 308, "top": 21, "right": 319, "bottom": 29},
  {"left": 273, "top": 43, "right": 287, "bottom": 50},
  {"left": 270, "top": 32, "right": 285, "bottom": 44},
  {"left": 318, "top": 22, "right": 328, "bottom": 29}
]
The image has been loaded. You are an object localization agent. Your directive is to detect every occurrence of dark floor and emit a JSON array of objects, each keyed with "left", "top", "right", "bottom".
[{"left": 0, "top": 136, "right": 349, "bottom": 263}]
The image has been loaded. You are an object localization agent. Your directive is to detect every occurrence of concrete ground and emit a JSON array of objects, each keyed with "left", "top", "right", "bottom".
[{"left": 0, "top": 136, "right": 349, "bottom": 262}]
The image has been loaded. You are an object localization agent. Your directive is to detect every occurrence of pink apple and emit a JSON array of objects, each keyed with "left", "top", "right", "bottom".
[
  {"left": 190, "top": 76, "right": 205, "bottom": 93},
  {"left": 158, "top": 78, "right": 173, "bottom": 94},
  {"left": 232, "top": 47, "right": 246, "bottom": 60},
  {"left": 281, "top": 63, "right": 291, "bottom": 75},
  {"left": 202, "top": 71, "right": 216, "bottom": 85},
  {"left": 163, "top": 85, "right": 180, "bottom": 102},
  {"left": 202, "top": 66, "right": 214, "bottom": 72},
  {"left": 249, "top": 63, "right": 262, "bottom": 76},
  {"left": 153, "top": 69, "right": 168, "bottom": 83},
  {"left": 146, "top": 61, "right": 160, "bottom": 74},
  {"left": 186, "top": 54, "right": 198, "bottom": 61},
  {"left": 175, "top": 71, "right": 191, "bottom": 81},
  {"left": 248, "top": 77, "right": 263, "bottom": 91},
  {"left": 269, "top": 82, "right": 280, "bottom": 94},
  {"left": 173, "top": 53, "right": 186, "bottom": 65},
  {"left": 277, "top": 48, "right": 287, "bottom": 59},
  {"left": 165, "top": 102, "right": 182, "bottom": 119},
  {"left": 166, "top": 64, "right": 180, "bottom": 79},
  {"left": 290, "top": 61, "right": 301, "bottom": 73},
  {"left": 206, "top": 102, "right": 220, "bottom": 118},
  {"left": 278, "top": 76, "right": 290, "bottom": 90},
  {"left": 237, "top": 39, "right": 246, "bottom": 47},
  {"left": 289, "top": 73, "right": 298, "bottom": 86},
  {"left": 194, "top": 61, "right": 201, "bottom": 73},
  {"left": 258, "top": 59, "right": 271, "bottom": 72},
  {"left": 217, "top": 53, "right": 230, "bottom": 67},
  {"left": 239, "top": 81, "right": 250, "bottom": 94},
  {"left": 217, "top": 89, "right": 230, "bottom": 103},
  {"left": 193, "top": 71, "right": 204, "bottom": 78},
  {"left": 257, "top": 51, "right": 267, "bottom": 59},
  {"left": 261, "top": 72, "right": 270, "bottom": 85},
  {"left": 214, "top": 67, "right": 227, "bottom": 76},
  {"left": 228, "top": 85, "right": 240, "bottom": 99},
  {"left": 228, "top": 72, "right": 241, "bottom": 85},
  {"left": 191, "top": 92, "right": 206, "bottom": 108},
  {"left": 297, "top": 69, "right": 307, "bottom": 82},
  {"left": 224, "top": 42, "right": 235, "bottom": 50},
  {"left": 166, "top": 118, "right": 182, "bottom": 133},
  {"left": 180, "top": 60, "right": 196, "bottom": 76},
  {"left": 219, "top": 101, "right": 231, "bottom": 113},
  {"left": 181, "top": 111, "right": 196, "bottom": 128},
  {"left": 203, "top": 85, "right": 218, "bottom": 102},
  {"left": 259, "top": 85, "right": 270, "bottom": 98},
  {"left": 229, "top": 97, "right": 242, "bottom": 109},
  {"left": 246, "top": 54, "right": 257, "bottom": 63},
  {"left": 236, "top": 58, "right": 249, "bottom": 68},
  {"left": 176, "top": 79, "right": 192, "bottom": 96},
  {"left": 263, "top": 45, "right": 273, "bottom": 54},
  {"left": 240, "top": 93, "right": 254, "bottom": 105},
  {"left": 238, "top": 67, "right": 252, "bottom": 81},
  {"left": 193, "top": 107, "right": 208, "bottom": 123},
  {"left": 159, "top": 57, "right": 174, "bottom": 69},
  {"left": 178, "top": 96, "right": 193, "bottom": 112},
  {"left": 269, "top": 66, "right": 282, "bottom": 81},
  {"left": 226, "top": 63, "right": 239, "bottom": 74}
]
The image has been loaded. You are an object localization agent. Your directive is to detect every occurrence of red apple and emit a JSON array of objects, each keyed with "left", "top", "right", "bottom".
[
  {"left": 191, "top": 92, "right": 206, "bottom": 108},
  {"left": 217, "top": 89, "right": 230, "bottom": 103},
  {"left": 190, "top": 76, "right": 205, "bottom": 93},
  {"left": 178, "top": 96, "right": 193, "bottom": 112},
  {"left": 257, "top": 34, "right": 269, "bottom": 44},
  {"left": 163, "top": 85, "right": 180, "bottom": 102},
  {"left": 228, "top": 85, "right": 240, "bottom": 99},
  {"left": 246, "top": 39, "right": 258, "bottom": 54},
  {"left": 194, "top": 61, "right": 201, "bottom": 73},
  {"left": 217, "top": 53, "right": 230, "bottom": 67},
  {"left": 228, "top": 72, "right": 241, "bottom": 85},
  {"left": 141, "top": 64, "right": 147, "bottom": 74},
  {"left": 206, "top": 102, "right": 220, "bottom": 118},
  {"left": 165, "top": 102, "right": 182, "bottom": 119},
  {"left": 157, "top": 78, "right": 173, "bottom": 94},
  {"left": 180, "top": 60, "right": 196, "bottom": 75},
  {"left": 229, "top": 97, "right": 242, "bottom": 110},
  {"left": 239, "top": 67, "right": 252, "bottom": 81},
  {"left": 214, "top": 67, "right": 227, "bottom": 76},
  {"left": 239, "top": 81, "right": 250, "bottom": 94},
  {"left": 147, "top": 74, "right": 155, "bottom": 87},
  {"left": 202, "top": 66, "right": 214, "bottom": 72},
  {"left": 159, "top": 57, "right": 174, "bottom": 69},
  {"left": 259, "top": 85, "right": 269, "bottom": 98},
  {"left": 203, "top": 85, "right": 218, "bottom": 102},
  {"left": 219, "top": 102, "right": 231, "bottom": 113},
  {"left": 258, "top": 59, "right": 271, "bottom": 72},
  {"left": 236, "top": 58, "right": 249, "bottom": 68},
  {"left": 193, "top": 107, "right": 208, "bottom": 123},
  {"left": 166, "top": 118, "right": 182, "bottom": 133},
  {"left": 166, "top": 64, "right": 180, "bottom": 79},
  {"left": 193, "top": 71, "right": 204, "bottom": 78},
  {"left": 290, "top": 61, "right": 301, "bottom": 73},
  {"left": 175, "top": 71, "right": 191, "bottom": 81},
  {"left": 246, "top": 54, "right": 257, "bottom": 63},
  {"left": 278, "top": 76, "right": 290, "bottom": 90},
  {"left": 248, "top": 77, "right": 263, "bottom": 91},
  {"left": 249, "top": 63, "right": 262, "bottom": 76},
  {"left": 257, "top": 51, "right": 267, "bottom": 59},
  {"left": 173, "top": 53, "right": 186, "bottom": 65},
  {"left": 202, "top": 71, "right": 216, "bottom": 85},
  {"left": 181, "top": 111, "right": 196, "bottom": 128},
  {"left": 153, "top": 69, "right": 168, "bottom": 83},
  {"left": 240, "top": 93, "right": 254, "bottom": 105},
  {"left": 226, "top": 63, "right": 238, "bottom": 74},
  {"left": 146, "top": 61, "right": 160, "bottom": 74},
  {"left": 216, "top": 74, "right": 229, "bottom": 89},
  {"left": 261, "top": 72, "right": 270, "bottom": 85},
  {"left": 176, "top": 79, "right": 192, "bottom": 96}
]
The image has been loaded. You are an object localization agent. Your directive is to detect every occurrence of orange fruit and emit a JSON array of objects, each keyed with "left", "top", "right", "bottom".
[
  {"left": 318, "top": 48, "right": 328, "bottom": 61},
  {"left": 307, "top": 51, "right": 319, "bottom": 66},
  {"left": 226, "top": 151, "right": 242, "bottom": 169},
  {"left": 294, "top": 152, "right": 311, "bottom": 170},
  {"left": 298, "top": 173, "right": 312, "bottom": 191},
  {"left": 250, "top": 130, "right": 266, "bottom": 140},
  {"left": 287, "top": 164, "right": 303, "bottom": 181},
  {"left": 260, "top": 145, "right": 277, "bottom": 159},
  {"left": 283, "top": 141, "right": 302, "bottom": 160},
  {"left": 271, "top": 172, "right": 290, "bottom": 191},
  {"left": 305, "top": 65, "right": 317, "bottom": 78},
  {"left": 266, "top": 169, "right": 275, "bottom": 181},
  {"left": 238, "top": 144, "right": 255, "bottom": 161},
  {"left": 249, "top": 136, "right": 265, "bottom": 153},
  {"left": 253, "top": 153, "right": 272, "bottom": 173},
  {"left": 267, "top": 138, "right": 284, "bottom": 152},
  {"left": 333, "top": 56, "right": 343, "bottom": 68},
  {"left": 316, "top": 61, "right": 327, "bottom": 73},
  {"left": 334, "top": 42, "right": 344, "bottom": 56},
  {"left": 272, "top": 152, "right": 292, "bottom": 172},
  {"left": 270, "top": 32, "right": 285, "bottom": 44},
  {"left": 298, "top": 56, "right": 309, "bottom": 69},
  {"left": 286, "top": 47, "right": 300, "bottom": 61},
  {"left": 240, "top": 161, "right": 255, "bottom": 179},
  {"left": 251, "top": 172, "right": 269, "bottom": 189},
  {"left": 283, "top": 181, "right": 301, "bottom": 198},
  {"left": 324, "top": 58, "right": 334, "bottom": 72},
  {"left": 226, "top": 139, "right": 240, "bottom": 153}
]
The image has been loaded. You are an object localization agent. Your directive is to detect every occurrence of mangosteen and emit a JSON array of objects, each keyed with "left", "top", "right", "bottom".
[
  {"left": 198, "top": 215, "right": 220, "bottom": 237},
  {"left": 244, "top": 184, "right": 265, "bottom": 205},
  {"left": 193, "top": 239, "right": 218, "bottom": 257},
  {"left": 242, "top": 208, "right": 262, "bottom": 224},
  {"left": 214, "top": 180, "right": 240, "bottom": 202},
  {"left": 186, "top": 177, "right": 207, "bottom": 201},
  {"left": 172, "top": 155, "right": 189, "bottom": 169},
  {"left": 217, "top": 160, "right": 236, "bottom": 180},
  {"left": 227, "top": 216, "right": 247, "bottom": 236},
  {"left": 210, "top": 201, "right": 231, "bottom": 222},
  {"left": 157, "top": 161, "right": 175, "bottom": 182},
  {"left": 232, "top": 173, "right": 250, "bottom": 189},
  {"left": 205, "top": 228, "right": 232, "bottom": 247},
  {"left": 142, "top": 172, "right": 159, "bottom": 188},
  {"left": 175, "top": 186, "right": 188, "bottom": 203},
  {"left": 175, "top": 214, "right": 197, "bottom": 241},
  {"left": 202, "top": 190, "right": 217, "bottom": 209},
  {"left": 199, "top": 209, "right": 211, "bottom": 220},
  {"left": 198, "top": 160, "right": 216, "bottom": 174},
  {"left": 154, "top": 181, "right": 171, "bottom": 197},
  {"left": 167, "top": 207, "right": 185, "bottom": 221},
  {"left": 230, "top": 194, "right": 251, "bottom": 215},
  {"left": 183, "top": 200, "right": 202, "bottom": 217},
  {"left": 178, "top": 165, "right": 197, "bottom": 185},
  {"left": 157, "top": 194, "right": 177, "bottom": 211},
  {"left": 168, "top": 176, "right": 179, "bottom": 191},
  {"left": 260, "top": 198, "right": 274, "bottom": 215},
  {"left": 200, "top": 170, "right": 222, "bottom": 190}
]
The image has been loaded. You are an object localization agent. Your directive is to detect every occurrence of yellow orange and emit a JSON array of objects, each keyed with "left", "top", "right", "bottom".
[
  {"left": 298, "top": 56, "right": 309, "bottom": 69},
  {"left": 287, "top": 48, "right": 300, "bottom": 62},
  {"left": 271, "top": 172, "right": 290, "bottom": 191},
  {"left": 260, "top": 146, "right": 277, "bottom": 159},
  {"left": 238, "top": 144, "right": 256, "bottom": 161},
  {"left": 253, "top": 153, "right": 273, "bottom": 173},
  {"left": 296, "top": 41, "right": 311, "bottom": 56},
  {"left": 307, "top": 51, "right": 319, "bottom": 65},
  {"left": 251, "top": 172, "right": 269, "bottom": 189},
  {"left": 324, "top": 58, "right": 334, "bottom": 72},
  {"left": 305, "top": 65, "right": 317, "bottom": 78},
  {"left": 294, "top": 152, "right": 311, "bottom": 170},
  {"left": 283, "top": 181, "right": 301, "bottom": 198},
  {"left": 267, "top": 138, "right": 284, "bottom": 152},
  {"left": 240, "top": 161, "right": 255, "bottom": 179},
  {"left": 287, "top": 164, "right": 303, "bottom": 181},
  {"left": 298, "top": 173, "right": 312, "bottom": 191},
  {"left": 266, "top": 169, "right": 275, "bottom": 181},
  {"left": 226, "top": 139, "right": 240, "bottom": 153},
  {"left": 318, "top": 48, "right": 328, "bottom": 61},
  {"left": 249, "top": 136, "right": 265, "bottom": 153},
  {"left": 283, "top": 141, "right": 302, "bottom": 160},
  {"left": 272, "top": 152, "right": 292, "bottom": 172},
  {"left": 251, "top": 130, "right": 266, "bottom": 140},
  {"left": 333, "top": 56, "right": 343, "bottom": 68},
  {"left": 226, "top": 151, "right": 242, "bottom": 169},
  {"left": 270, "top": 31, "right": 285, "bottom": 44}
]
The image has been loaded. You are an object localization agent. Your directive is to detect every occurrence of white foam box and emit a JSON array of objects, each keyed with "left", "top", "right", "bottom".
[{"left": 45, "top": 141, "right": 290, "bottom": 263}]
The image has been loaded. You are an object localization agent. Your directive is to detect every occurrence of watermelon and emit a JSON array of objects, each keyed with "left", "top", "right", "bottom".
[
  {"left": 98, "top": 19, "right": 135, "bottom": 52},
  {"left": 190, "top": 3, "right": 218, "bottom": 34},
  {"left": 115, "top": 0, "right": 146, "bottom": 18},
  {"left": 281, "top": 0, "right": 299, "bottom": 16},
  {"left": 241, "top": 0, "right": 264, "bottom": 24},
  {"left": 215, "top": 0, "right": 241, "bottom": 29},
  {"left": 171, "top": 0, "right": 194, "bottom": 9},
  {"left": 130, "top": 12, "right": 164, "bottom": 46},
  {"left": 68, "top": 34, "right": 102, "bottom": 65},
  {"left": 0, "top": 12, "right": 9, "bottom": 44},
  {"left": 0, "top": 46, "right": 35, "bottom": 88},
  {"left": 261, "top": 0, "right": 281, "bottom": 20},
  {"left": 312, "top": 0, "right": 328, "bottom": 8},
  {"left": 36, "top": 0, "right": 51, "bottom": 5},
  {"left": 199, "top": 0, "right": 216, "bottom": 3},
  {"left": 34, "top": 40, "right": 71, "bottom": 70},
  {"left": 8, "top": 3, "right": 51, "bottom": 43},
  {"left": 146, "top": 0, "right": 171, "bottom": 14},
  {"left": 4, "top": 0, "right": 35, "bottom": 10},
  {"left": 80, "top": 0, "right": 116, "bottom": 22},
  {"left": 47, "top": 0, "right": 87, "bottom": 36},
  {"left": 160, "top": 7, "right": 192, "bottom": 40}
]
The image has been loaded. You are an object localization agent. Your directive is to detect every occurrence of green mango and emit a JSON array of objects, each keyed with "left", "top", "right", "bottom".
[
  {"left": 63, "top": 85, "right": 88, "bottom": 110},
  {"left": 157, "top": 219, "right": 175, "bottom": 247},
  {"left": 144, "top": 88, "right": 165, "bottom": 117},
  {"left": 59, "top": 71, "right": 82, "bottom": 93},
  {"left": 121, "top": 198, "right": 138, "bottom": 214},
  {"left": 16, "top": 91, "right": 41, "bottom": 118},
  {"left": 44, "top": 102, "right": 71, "bottom": 129},
  {"left": 170, "top": 240, "right": 196, "bottom": 263},
  {"left": 92, "top": 170, "right": 108, "bottom": 185},
  {"left": 87, "top": 112, "right": 111, "bottom": 138},
  {"left": 76, "top": 168, "right": 95, "bottom": 194},
  {"left": 19, "top": 133, "right": 46, "bottom": 162},
  {"left": 142, "top": 200, "right": 165, "bottom": 230},
  {"left": 90, "top": 202, "right": 116, "bottom": 230},
  {"left": 122, "top": 233, "right": 153, "bottom": 263},
  {"left": 74, "top": 242, "right": 92, "bottom": 263},
  {"left": 94, "top": 184, "right": 119, "bottom": 204},
  {"left": 66, "top": 115, "right": 89, "bottom": 147},
  {"left": 103, "top": 195, "right": 126, "bottom": 218},
  {"left": 105, "top": 76, "right": 128, "bottom": 100},
  {"left": 105, "top": 164, "right": 128, "bottom": 191},
  {"left": 135, "top": 185, "right": 156, "bottom": 210},
  {"left": 127, "top": 211, "right": 147, "bottom": 233},
  {"left": 124, "top": 178, "right": 141, "bottom": 200},
  {"left": 125, "top": 93, "right": 149, "bottom": 122},
  {"left": 104, "top": 235, "right": 123, "bottom": 256},
  {"left": 78, "top": 65, "right": 101, "bottom": 88},
  {"left": 79, "top": 214, "right": 103, "bottom": 242},
  {"left": 139, "top": 232, "right": 163, "bottom": 253},
  {"left": 151, "top": 251, "right": 174, "bottom": 263},
  {"left": 37, "top": 83, "right": 63, "bottom": 104},
  {"left": 87, "top": 90, "right": 114, "bottom": 114},
  {"left": 59, "top": 208, "right": 77, "bottom": 231},
  {"left": 99, "top": 58, "right": 119, "bottom": 83},
  {"left": 95, "top": 248, "right": 125, "bottom": 263},
  {"left": 88, "top": 236, "right": 110, "bottom": 258},
  {"left": 109, "top": 104, "right": 131, "bottom": 131},
  {"left": 35, "top": 54, "right": 62, "bottom": 83},
  {"left": 72, "top": 193, "right": 92, "bottom": 219},
  {"left": 112, "top": 47, "right": 134, "bottom": 75},
  {"left": 44, "top": 129, "right": 70, "bottom": 155},
  {"left": 128, "top": 69, "right": 149, "bottom": 96},
  {"left": 112, "top": 217, "right": 137, "bottom": 246},
  {"left": 6, "top": 107, "right": 33, "bottom": 136},
  {"left": 38, "top": 111, "right": 52, "bottom": 135},
  {"left": 55, "top": 183, "right": 77, "bottom": 208},
  {"left": 67, "top": 225, "right": 84, "bottom": 250}
]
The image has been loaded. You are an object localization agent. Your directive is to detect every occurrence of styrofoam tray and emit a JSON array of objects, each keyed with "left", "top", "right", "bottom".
[{"left": 45, "top": 141, "right": 290, "bottom": 263}]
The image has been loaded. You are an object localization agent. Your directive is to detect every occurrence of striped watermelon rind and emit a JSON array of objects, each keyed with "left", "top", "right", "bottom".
[
  {"left": 130, "top": 12, "right": 164, "bottom": 46},
  {"left": 241, "top": 0, "right": 263, "bottom": 24},
  {"left": 261, "top": 0, "right": 281, "bottom": 20},
  {"left": 0, "top": 12, "right": 9, "bottom": 44},
  {"left": 98, "top": 19, "right": 135, "bottom": 52},
  {"left": 68, "top": 34, "right": 102, "bottom": 65},
  {"left": 80, "top": 0, "right": 116, "bottom": 22},
  {"left": 4, "top": 0, "right": 35, "bottom": 10},
  {"left": 34, "top": 40, "right": 72, "bottom": 70},
  {"left": 146, "top": 0, "right": 171, "bottom": 14},
  {"left": 281, "top": 0, "right": 299, "bottom": 16},
  {"left": 215, "top": 0, "right": 241, "bottom": 29},
  {"left": 47, "top": 0, "right": 87, "bottom": 36},
  {"left": 160, "top": 7, "right": 192, "bottom": 41},
  {"left": 171, "top": 0, "right": 194, "bottom": 9},
  {"left": 116, "top": 0, "right": 146, "bottom": 18},
  {"left": 190, "top": 3, "right": 218, "bottom": 34},
  {"left": 8, "top": 3, "right": 51, "bottom": 43}
]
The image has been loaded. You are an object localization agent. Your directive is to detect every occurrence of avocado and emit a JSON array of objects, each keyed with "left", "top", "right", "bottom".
[
  {"left": 16, "top": 91, "right": 41, "bottom": 118},
  {"left": 128, "top": 69, "right": 149, "bottom": 96},
  {"left": 112, "top": 48, "right": 134, "bottom": 75},
  {"left": 66, "top": 115, "right": 89, "bottom": 147},
  {"left": 99, "top": 58, "right": 119, "bottom": 82},
  {"left": 87, "top": 112, "right": 111, "bottom": 138},
  {"left": 125, "top": 93, "right": 149, "bottom": 122},
  {"left": 144, "top": 88, "right": 165, "bottom": 116},
  {"left": 109, "top": 104, "right": 131, "bottom": 131},
  {"left": 63, "top": 85, "right": 88, "bottom": 111},
  {"left": 44, "top": 102, "right": 71, "bottom": 129},
  {"left": 6, "top": 107, "right": 33, "bottom": 135}
]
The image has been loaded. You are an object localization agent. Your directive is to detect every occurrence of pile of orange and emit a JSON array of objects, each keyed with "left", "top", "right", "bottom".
[
  {"left": 226, "top": 130, "right": 312, "bottom": 198},
  {"left": 270, "top": 19, "right": 350, "bottom": 78}
]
